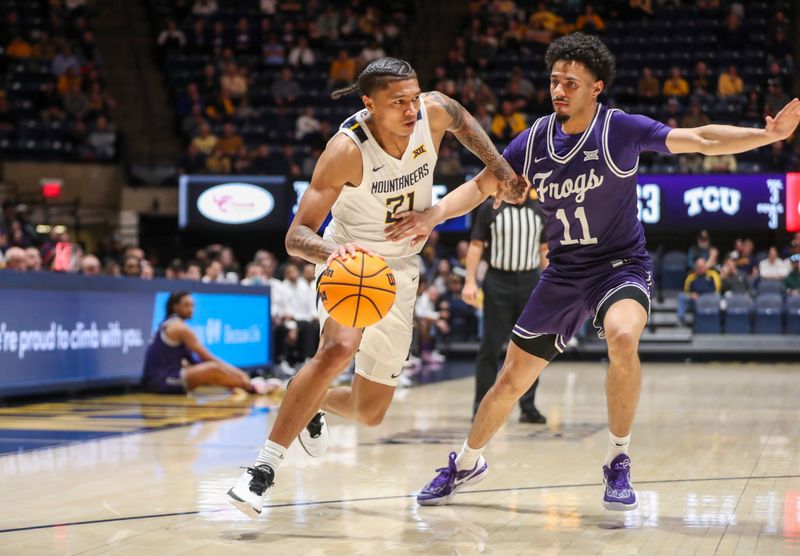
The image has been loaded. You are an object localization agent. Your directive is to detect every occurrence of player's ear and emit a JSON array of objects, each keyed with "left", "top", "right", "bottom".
[
  {"left": 362, "top": 94, "right": 374, "bottom": 113},
  {"left": 592, "top": 80, "right": 604, "bottom": 98}
]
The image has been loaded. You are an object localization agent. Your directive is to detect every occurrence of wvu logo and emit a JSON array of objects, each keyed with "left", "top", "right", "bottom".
[{"left": 412, "top": 144, "right": 426, "bottom": 159}]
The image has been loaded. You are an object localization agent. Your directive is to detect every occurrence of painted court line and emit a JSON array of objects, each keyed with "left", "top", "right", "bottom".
[{"left": 3, "top": 473, "right": 799, "bottom": 535}]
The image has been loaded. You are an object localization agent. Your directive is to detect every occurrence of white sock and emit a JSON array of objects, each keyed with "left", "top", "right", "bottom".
[
  {"left": 455, "top": 440, "right": 485, "bottom": 471},
  {"left": 255, "top": 439, "right": 287, "bottom": 470},
  {"left": 605, "top": 431, "right": 630, "bottom": 466}
]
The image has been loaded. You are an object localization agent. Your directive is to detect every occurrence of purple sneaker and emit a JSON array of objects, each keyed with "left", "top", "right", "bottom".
[
  {"left": 603, "top": 454, "right": 638, "bottom": 510},
  {"left": 417, "top": 451, "right": 488, "bottom": 506}
]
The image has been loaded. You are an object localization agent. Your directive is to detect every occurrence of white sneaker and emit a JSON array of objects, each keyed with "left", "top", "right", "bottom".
[
  {"left": 226, "top": 465, "right": 274, "bottom": 520},
  {"left": 250, "top": 376, "right": 283, "bottom": 395},
  {"left": 298, "top": 411, "right": 329, "bottom": 457}
]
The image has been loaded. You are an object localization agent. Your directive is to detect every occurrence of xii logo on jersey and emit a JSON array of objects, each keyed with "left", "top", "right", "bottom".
[
  {"left": 412, "top": 144, "right": 427, "bottom": 159},
  {"left": 583, "top": 150, "right": 599, "bottom": 161}
]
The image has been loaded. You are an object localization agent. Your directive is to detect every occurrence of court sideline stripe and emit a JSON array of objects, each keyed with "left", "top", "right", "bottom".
[{"left": 4, "top": 472, "right": 800, "bottom": 534}]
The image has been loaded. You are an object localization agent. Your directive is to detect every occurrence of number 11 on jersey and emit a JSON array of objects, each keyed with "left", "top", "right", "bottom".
[{"left": 555, "top": 206, "right": 598, "bottom": 245}]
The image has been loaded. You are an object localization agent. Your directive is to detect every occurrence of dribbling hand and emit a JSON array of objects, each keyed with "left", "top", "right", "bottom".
[{"left": 326, "top": 242, "right": 376, "bottom": 266}]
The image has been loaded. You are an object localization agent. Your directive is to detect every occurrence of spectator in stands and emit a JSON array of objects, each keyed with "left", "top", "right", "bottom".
[
  {"left": 240, "top": 262, "right": 268, "bottom": 286},
  {"left": 262, "top": 33, "right": 285, "bottom": 66},
  {"left": 3, "top": 247, "right": 27, "bottom": 271},
  {"left": 691, "top": 61, "right": 714, "bottom": 99},
  {"left": 764, "top": 61, "right": 791, "bottom": 94},
  {"left": 491, "top": 100, "right": 526, "bottom": 142},
  {"left": 718, "top": 12, "right": 746, "bottom": 50},
  {"left": 86, "top": 82, "right": 117, "bottom": 120},
  {"left": 205, "top": 89, "right": 236, "bottom": 120},
  {"left": 157, "top": 20, "right": 186, "bottom": 58},
  {"left": 528, "top": 2, "right": 563, "bottom": 34},
  {"left": 220, "top": 64, "right": 248, "bottom": 103},
  {"left": 6, "top": 35, "right": 32, "bottom": 59},
  {"left": 197, "top": 64, "right": 217, "bottom": 97},
  {"left": 784, "top": 255, "right": 800, "bottom": 296},
  {"left": 62, "top": 81, "right": 89, "bottom": 119},
  {"left": 0, "top": 92, "right": 18, "bottom": 131},
  {"left": 51, "top": 45, "right": 79, "bottom": 76},
  {"left": 765, "top": 79, "right": 790, "bottom": 117},
  {"left": 183, "top": 261, "right": 201, "bottom": 280},
  {"left": 277, "top": 262, "right": 317, "bottom": 366},
  {"left": 575, "top": 4, "right": 605, "bottom": 34},
  {"left": 271, "top": 67, "right": 301, "bottom": 106},
  {"left": 88, "top": 116, "right": 116, "bottom": 159},
  {"left": 734, "top": 238, "right": 758, "bottom": 277},
  {"left": 663, "top": 67, "right": 690, "bottom": 99},
  {"left": 192, "top": 0, "right": 218, "bottom": 17},
  {"left": 32, "top": 31, "right": 56, "bottom": 61},
  {"left": 123, "top": 255, "right": 142, "bottom": 277},
  {"left": 80, "top": 254, "right": 101, "bottom": 275},
  {"left": 743, "top": 88, "right": 764, "bottom": 122},
  {"left": 719, "top": 258, "right": 749, "bottom": 296},
  {"left": 316, "top": 5, "right": 339, "bottom": 41},
  {"left": 503, "top": 81, "right": 530, "bottom": 113},
  {"left": 177, "top": 83, "right": 204, "bottom": 118},
  {"left": 295, "top": 107, "right": 321, "bottom": 141},
  {"left": 191, "top": 123, "right": 217, "bottom": 155},
  {"left": 782, "top": 233, "right": 800, "bottom": 260},
  {"left": 687, "top": 230, "right": 719, "bottom": 269},
  {"left": 288, "top": 36, "right": 315, "bottom": 67},
  {"left": 769, "top": 28, "right": 793, "bottom": 71},
  {"left": 637, "top": 67, "right": 660, "bottom": 100},
  {"left": 680, "top": 100, "right": 710, "bottom": 129},
  {"left": 202, "top": 260, "right": 225, "bottom": 283},
  {"left": 761, "top": 141, "right": 795, "bottom": 172},
  {"left": 329, "top": 49, "right": 356, "bottom": 88},
  {"left": 25, "top": 247, "right": 41, "bottom": 271},
  {"left": 216, "top": 123, "right": 244, "bottom": 157},
  {"left": 443, "top": 273, "right": 477, "bottom": 341},
  {"left": 187, "top": 19, "right": 209, "bottom": 54},
  {"left": 759, "top": 247, "right": 790, "bottom": 281},
  {"left": 205, "top": 147, "right": 231, "bottom": 174},
  {"left": 359, "top": 39, "right": 386, "bottom": 68},
  {"left": 57, "top": 66, "right": 82, "bottom": 95},
  {"left": 508, "top": 66, "right": 535, "bottom": 99},
  {"left": 717, "top": 64, "right": 744, "bottom": 98},
  {"left": 677, "top": 258, "right": 721, "bottom": 324},
  {"left": 415, "top": 285, "right": 448, "bottom": 364},
  {"left": 702, "top": 152, "right": 737, "bottom": 173},
  {"left": 233, "top": 18, "right": 252, "bottom": 54}
]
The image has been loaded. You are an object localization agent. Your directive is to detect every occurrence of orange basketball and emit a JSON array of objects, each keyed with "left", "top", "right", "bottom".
[{"left": 317, "top": 252, "right": 397, "bottom": 328}]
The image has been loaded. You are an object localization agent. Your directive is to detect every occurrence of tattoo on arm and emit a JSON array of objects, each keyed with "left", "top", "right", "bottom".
[
  {"left": 286, "top": 225, "right": 338, "bottom": 265},
  {"left": 426, "top": 91, "right": 525, "bottom": 198}
]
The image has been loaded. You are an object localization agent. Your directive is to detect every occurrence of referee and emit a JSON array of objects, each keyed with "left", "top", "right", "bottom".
[{"left": 464, "top": 190, "right": 548, "bottom": 423}]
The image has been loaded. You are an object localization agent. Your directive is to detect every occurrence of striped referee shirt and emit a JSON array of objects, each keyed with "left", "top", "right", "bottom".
[{"left": 470, "top": 196, "right": 545, "bottom": 272}]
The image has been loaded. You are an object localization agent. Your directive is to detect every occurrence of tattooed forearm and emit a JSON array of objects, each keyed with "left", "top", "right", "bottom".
[
  {"left": 426, "top": 91, "right": 526, "bottom": 200},
  {"left": 285, "top": 225, "right": 338, "bottom": 264}
]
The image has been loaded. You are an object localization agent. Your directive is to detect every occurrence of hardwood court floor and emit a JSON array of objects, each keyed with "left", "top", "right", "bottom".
[{"left": 3, "top": 361, "right": 800, "bottom": 555}]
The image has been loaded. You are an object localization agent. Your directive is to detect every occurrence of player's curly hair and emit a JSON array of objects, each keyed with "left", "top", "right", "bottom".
[
  {"left": 545, "top": 32, "right": 616, "bottom": 88},
  {"left": 331, "top": 56, "right": 417, "bottom": 100}
]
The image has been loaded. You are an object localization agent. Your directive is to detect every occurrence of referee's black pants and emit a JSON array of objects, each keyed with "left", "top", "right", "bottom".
[{"left": 473, "top": 267, "right": 541, "bottom": 417}]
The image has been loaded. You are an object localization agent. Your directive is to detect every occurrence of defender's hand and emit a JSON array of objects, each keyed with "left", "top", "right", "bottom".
[{"left": 385, "top": 208, "right": 438, "bottom": 246}]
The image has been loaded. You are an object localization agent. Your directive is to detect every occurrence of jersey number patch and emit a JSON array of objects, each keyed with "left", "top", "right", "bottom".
[
  {"left": 555, "top": 207, "right": 598, "bottom": 246},
  {"left": 384, "top": 191, "right": 416, "bottom": 224}
]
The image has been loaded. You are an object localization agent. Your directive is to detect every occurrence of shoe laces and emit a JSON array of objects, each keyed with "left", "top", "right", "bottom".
[
  {"left": 427, "top": 452, "right": 458, "bottom": 492},
  {"left": 243, "top": 465, "right": 274, "bottom": 495},
  {"left": 307, "top": 411, "right": 324, "bottom": 439}
]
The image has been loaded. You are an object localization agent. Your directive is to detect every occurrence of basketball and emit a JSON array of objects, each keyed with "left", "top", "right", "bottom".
[{"left": 317, "top": 252, "right": 397, "bottom": 328}]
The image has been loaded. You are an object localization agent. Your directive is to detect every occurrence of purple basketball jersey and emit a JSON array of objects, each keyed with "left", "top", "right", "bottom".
[{"left": 503, "top": 104, "right": 671, "bottom": 274}]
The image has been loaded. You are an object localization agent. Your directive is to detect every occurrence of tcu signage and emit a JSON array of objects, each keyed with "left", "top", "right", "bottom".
[{"left": 683, "top": 186, "right": 742, "bottom": 217}]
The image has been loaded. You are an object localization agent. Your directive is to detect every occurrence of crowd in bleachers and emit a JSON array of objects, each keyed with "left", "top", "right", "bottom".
[
  {"left": 147, "top": 0, "right": 411, "bottom": 176},
  {"left": 434, "top": 0, "right": 796, "bottom": 175},
  {"left": 0, "top": 0, "right": 118, "bottom": 160},
  {"left": 664, "top": 230, "right": 800, "bottom": 333}
]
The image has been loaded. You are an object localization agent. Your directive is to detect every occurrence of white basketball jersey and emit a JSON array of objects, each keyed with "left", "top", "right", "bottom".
[{"left": 323, "top": 98, "right": 438, "bottom": 259}]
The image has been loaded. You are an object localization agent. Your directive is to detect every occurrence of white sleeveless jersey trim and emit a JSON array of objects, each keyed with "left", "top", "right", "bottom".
[
  {"left": 522, "top": 116, "right": 547, "bottom": 175},
  {"left": 546, "top": 104, "right": 601, "bottom": 164},
  {"left": 325, "top": 98, "right": 438, "bottom": 259},
  {"left": 602, "top": 108, "right": 639, "bottom": 178}
]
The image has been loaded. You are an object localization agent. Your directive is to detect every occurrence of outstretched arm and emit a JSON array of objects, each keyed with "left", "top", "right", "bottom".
[
  {"left": 423, "top": 91, "right": 527, "bottom": 203},
  {"left": 667, "top": 98, "right": 800, "bottom": 155}
]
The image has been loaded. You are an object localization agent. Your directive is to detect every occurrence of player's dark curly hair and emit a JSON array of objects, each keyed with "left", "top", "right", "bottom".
[
  {"left": 331, "top": 56, "right": 417, "bottom": 100},
  {"left": 545, "top": 32, "right": 615, "bottom": 88}
]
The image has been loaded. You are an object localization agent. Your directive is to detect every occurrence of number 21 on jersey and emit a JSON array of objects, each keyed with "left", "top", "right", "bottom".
[
  {"left": 385, "top": 191, "right": 415, "bottom": 224},
  {"left": 555, "top": 206, "right": 598, "bottom": 245}
]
